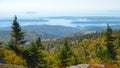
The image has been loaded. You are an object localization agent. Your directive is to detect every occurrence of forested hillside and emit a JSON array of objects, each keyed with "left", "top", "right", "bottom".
[
  {"left": 0, "top": 16, "right": 120, "bottom": 68},
  {"left": 0, "top": 25, "right": 80, "bottom": 41}
]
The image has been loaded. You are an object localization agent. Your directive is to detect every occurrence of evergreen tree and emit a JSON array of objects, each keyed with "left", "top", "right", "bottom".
[
  {"left": 22, "top": 37, "right": 48, "bottom": 68},
  {"left": 6, "top": 16, "right": 26, "bottom": 56},
  {"left": 10, "top": 15, "right": 26, "bottom": 47},
  {"left": 36, "top": 37, "right": 48, "bottom": 68},
  {"left": 117, "top": 30, "right": 120, "bottom": 47},
  {"left": 22, "top": 42, "right": 39, "bottom": 68},
  {"left": 36, "top": 37, "right": 44, "bottom": 50},
  {"left": 105, "top": 24, "right": 116, "bottom": 60},
  {"left": 0, "top": 40, "right": 3, "bottom": 45},
  {"left": 57, "top": 39, "right": 74, "bottom": 68}
]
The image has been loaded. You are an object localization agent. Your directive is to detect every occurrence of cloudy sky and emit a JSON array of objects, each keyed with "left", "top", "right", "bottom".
[{"left": 0, "top": 0, "right": 120, "bottom": 18}]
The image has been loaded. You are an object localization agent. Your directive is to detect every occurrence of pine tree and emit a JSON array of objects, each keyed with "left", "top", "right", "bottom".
[
  {"left": 36, "top": 37, "right": 44, "bottom": 50},
  {"left": 36, "top": 37, "right": 48, "bottom": 68},
  {"left": 117, "top": 30, "right": 120, "bottom": 47},
  {"left": 105, "top": 24, "right": 116, "bottom": 60},
  {"left": 0, "top": 40, "right": 3, "bottom": 45},
  {"left": 10, "top": 15, "right": 26, "bottom": 47},
  {"left": 57, "top": 39, "right": 74, "bottom": 68},
  {"left": 7, "top": 16, "right": 26, "bottom": 55},
  {"left": 22, "top": 37, "right": 48, "bottom": 68}
]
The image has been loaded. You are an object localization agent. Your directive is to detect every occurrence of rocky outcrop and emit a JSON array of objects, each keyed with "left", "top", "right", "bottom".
[{"left": 68, "top": 64, "right": 104, "bottom": 68}]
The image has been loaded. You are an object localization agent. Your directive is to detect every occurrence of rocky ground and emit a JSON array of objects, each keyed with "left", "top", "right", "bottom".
[{"left": 68, "top": 64, "right": 104, "bottom": 68}]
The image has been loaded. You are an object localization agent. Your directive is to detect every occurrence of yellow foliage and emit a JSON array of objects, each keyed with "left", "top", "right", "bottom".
[
  {"left": 89, "top": 58, "right": 101, "bottom": 64},
  {"left": 3, "top": 49, "right": 26, "bottom": 66}
]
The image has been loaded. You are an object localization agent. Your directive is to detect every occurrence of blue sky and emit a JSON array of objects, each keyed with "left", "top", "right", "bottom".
[{"left": 0, "top": 0, "right": 120, "bottom": 18}]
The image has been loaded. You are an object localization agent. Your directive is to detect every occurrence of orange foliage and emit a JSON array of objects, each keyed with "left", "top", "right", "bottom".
[{"left": 104, "top": 64, "right": 118, "bottom": 68}]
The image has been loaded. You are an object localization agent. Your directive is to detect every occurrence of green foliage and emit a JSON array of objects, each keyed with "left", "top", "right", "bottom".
[
  {"left": 21, "top": 37, "right": 48, "bottom": 68},
  {"left": 97, "top": 49, "right": 109, "bottom": 63},
  {"left": 104, "top": 24, "right": 116, "bottom": 60},
  {"left": 10, "top": 15, "right": 26, "bottom": 47},
  {"left": 0, "top": 46, "right": 5, "bottom": 61},
  {"left": 36, "top": 37, "right": 45, "bottom": 50},
  {"left": 71, "top": 47, "right": 81, "bottom": 65},
  {"left": 1, "top": 17, "right": 120, "bottom": 67},
  {"left": 38, "top": 50, "right": 48, "bottom": 68},
  {"left": 57, "top": 39, "right": 74, "bottom": 67},
  {"left": 0, "top": 40, "right": 3, "bottom": 45},
  {"left": 6, "top": 16, "right": 49, "bottom": 68}
]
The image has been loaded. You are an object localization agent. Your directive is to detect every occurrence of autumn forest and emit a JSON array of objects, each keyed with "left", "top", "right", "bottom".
[{"left": 0, "top": 16, "right": 120, "bottom": 68}]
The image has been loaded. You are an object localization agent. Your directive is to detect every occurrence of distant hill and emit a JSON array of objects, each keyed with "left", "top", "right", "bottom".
[
  {"left": 0, "top": 30, "right": 56, "bottom": 42},
  {"left": 0, "top": 25, "right": 80, "bottom": 41},
  {"left": 45, "top": 30, "right": 100, "bottom": 48},
  {"left": 0, "top": 24, "right": 120, "bottom": 42},
  {"left": 22, "top": 25, "right": 80, "bottom": 36},
  {"left": 0, "top": 30, "right": 10, "bottom": 41},
  {"left": 76, "top": 25, "right": 120, "bottom": 31}
]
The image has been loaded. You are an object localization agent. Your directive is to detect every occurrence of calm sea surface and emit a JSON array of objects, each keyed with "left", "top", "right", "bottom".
[{"left": 0, "top": 18, "right": 120, "bottom": 27}]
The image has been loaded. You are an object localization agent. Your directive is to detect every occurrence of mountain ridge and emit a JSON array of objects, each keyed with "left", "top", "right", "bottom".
[{"left": 0, "top": 25, "right": 80, "bottom": 41}]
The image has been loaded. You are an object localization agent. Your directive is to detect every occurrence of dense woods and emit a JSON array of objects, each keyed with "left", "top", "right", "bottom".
[{"left": 0, "top": 16, "right": 120, "bottom": 68}]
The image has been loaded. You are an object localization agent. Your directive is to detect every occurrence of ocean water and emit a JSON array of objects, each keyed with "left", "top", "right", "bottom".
[{"left": 0, "top": 18, "right": 120, "bottom": 27}]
